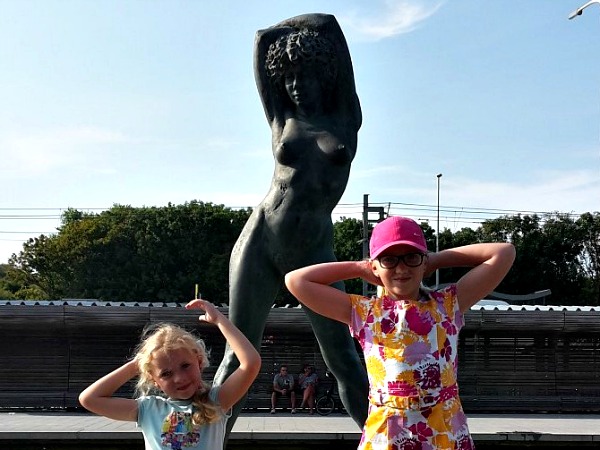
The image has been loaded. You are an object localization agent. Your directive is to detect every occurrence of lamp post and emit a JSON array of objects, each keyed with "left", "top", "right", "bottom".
[
  {"left": 569, "top": 0, "right": 600, "bottom": 19},
  {"left": 436, "top": 173, "right": 442, "bottom": 287}
]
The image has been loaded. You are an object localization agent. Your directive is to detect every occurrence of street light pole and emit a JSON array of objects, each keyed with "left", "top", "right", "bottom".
[
  {"left": 569, "top": 0, "right": 600, "bottom": 19},
  {"left": 436, "top": 173, "right": 442, "bottom": 288}
]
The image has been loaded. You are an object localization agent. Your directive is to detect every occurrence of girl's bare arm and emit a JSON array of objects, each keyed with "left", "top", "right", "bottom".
[
  {"left": 185, "top": 299, "right": 261, "bottom": 411},
  {"left": 427, "top": 243, "right": 516, "bottom": 312},
  {"left": 78, "top": 360, "right": 139, "bottom": 422},
  {"left": 285, "top": 260, "right": 378, "bottom": 324}
]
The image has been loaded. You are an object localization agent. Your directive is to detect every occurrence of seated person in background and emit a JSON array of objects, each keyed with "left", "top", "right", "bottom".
[
  {"left": 271, "top": 364, "right": 297, "bottom": 414},
  {"left": 298, "top": 364, "right": 319, "bottom": 415}
]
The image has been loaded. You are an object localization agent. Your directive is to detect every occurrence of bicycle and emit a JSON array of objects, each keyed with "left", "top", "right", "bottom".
[{"left": 315, "top": 370, "right": 345, "bottom": 416}]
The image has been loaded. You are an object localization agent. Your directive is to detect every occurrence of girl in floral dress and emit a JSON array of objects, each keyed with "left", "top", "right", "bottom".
[{"left": 285, "top": 216, "right": 515, "bottom": 450}]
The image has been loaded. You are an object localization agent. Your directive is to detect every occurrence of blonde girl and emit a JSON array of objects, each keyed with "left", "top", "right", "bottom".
[
  {"left": 285, "top": 216, "right": 515, "bottom": 450},
  {"left": 79, "top": 299, "right": 261, "bottom": 450}
]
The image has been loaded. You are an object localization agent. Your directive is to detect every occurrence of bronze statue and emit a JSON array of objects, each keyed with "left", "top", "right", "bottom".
[{"left": 214, "top": 13, "right": 369, "bottom": 433}]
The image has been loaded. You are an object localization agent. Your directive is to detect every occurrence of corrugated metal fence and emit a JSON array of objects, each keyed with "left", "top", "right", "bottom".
[{"left": 1, "top": 302, "right": 599, "bottom": 413}]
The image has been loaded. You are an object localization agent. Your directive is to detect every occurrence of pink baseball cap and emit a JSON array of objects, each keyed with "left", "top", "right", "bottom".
[{"left": 369, "top": 216, "right": 428, "bottom": 259}]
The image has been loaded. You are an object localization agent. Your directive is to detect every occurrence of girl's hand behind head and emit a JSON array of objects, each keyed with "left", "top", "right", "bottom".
[
  {"left": 185, "top": 299, "right": 222, "bottom": 324},
  {"left": 422, "top": 252, "right": 434, "bottom": 278},
  {"left": 362, "top": 259, "right": 383, "bottom": 287}
]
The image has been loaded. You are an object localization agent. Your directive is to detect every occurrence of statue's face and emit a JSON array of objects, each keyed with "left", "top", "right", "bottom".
[{"left": 284, "top": 64, "right": 323, "bottom": 111}]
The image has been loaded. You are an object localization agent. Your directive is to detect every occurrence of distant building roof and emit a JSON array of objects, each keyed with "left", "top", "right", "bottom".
[
  {"left": 471, "top": 303, "right": 600, "bottom": 312},
  {"left": 1, "top": 299, "right": 599, "bottom": 312},
  {"left": 0, "top": 300, "right": 185, "bottom": 308}
]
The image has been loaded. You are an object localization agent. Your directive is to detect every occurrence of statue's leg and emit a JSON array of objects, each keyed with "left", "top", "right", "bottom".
[
  {"left": 213, "top": 228, "right": 281, "bottom": 438},
  {"left": 303, "top": 286, "right": 369, "bottom": 428}
]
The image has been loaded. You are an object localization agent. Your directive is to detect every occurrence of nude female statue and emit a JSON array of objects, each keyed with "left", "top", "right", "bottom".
[{"left": 214, "top": 13, "right": 369, "bottom": 432}]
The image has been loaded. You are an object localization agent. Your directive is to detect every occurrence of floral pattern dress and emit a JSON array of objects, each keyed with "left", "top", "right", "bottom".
[{"left": 349, "top": 285, "right": 475, "bottom": 450}]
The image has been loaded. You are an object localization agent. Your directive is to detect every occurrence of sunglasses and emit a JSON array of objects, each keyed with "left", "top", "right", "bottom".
[{"left": 377, "top": 253, "right": 425, "bottom": 269}]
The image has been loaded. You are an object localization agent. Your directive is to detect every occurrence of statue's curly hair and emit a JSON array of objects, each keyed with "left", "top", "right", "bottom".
[{"left": 265, "top": 29, "right": 338, "bottom": 94}]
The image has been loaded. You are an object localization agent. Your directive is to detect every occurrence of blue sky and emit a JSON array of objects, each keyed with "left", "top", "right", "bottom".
[{"left": 1, "top": 0, "right": 599, "bottom": 263}]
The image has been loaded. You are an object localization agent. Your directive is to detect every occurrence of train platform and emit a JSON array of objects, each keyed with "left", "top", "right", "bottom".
[{"left": 1, "top": 410, "right": 600, "bottom": 447}]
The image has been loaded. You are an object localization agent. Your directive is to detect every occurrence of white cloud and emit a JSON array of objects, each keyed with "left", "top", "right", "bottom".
[
  {"left": 0, "top": 126, "right": 136, "bottom": 178},
  {"left": 339, "top": 0, "right": 445, "bottom": 41},
  {"left": 443, "top": 170, "right": 599, "bottom": 215},
  {"left": 341, "top": 166, "right": 600, "bottom": 231}
]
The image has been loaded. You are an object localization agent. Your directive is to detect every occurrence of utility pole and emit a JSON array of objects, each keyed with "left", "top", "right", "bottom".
[
  {"left": 436, "top": 174, "right": 442, "bottom": 288},
  {"left": 362, "top": 194, "right": 385, "bottom": 296}
]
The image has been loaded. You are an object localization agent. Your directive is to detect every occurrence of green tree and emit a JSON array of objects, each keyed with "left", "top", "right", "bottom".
[
  {"left": 452, "top": 227, "right": 481, "bottom": 247},
  {"left": 0, "top": 264, "right": 16, "bottom": 299},
  {"left": 6, "top": 207, "right": 598, "bottom": 306},
  {"left": 3, "top": 236, "right": 55, "bottom": 300},
  {"left": 480, "top": 213, "right": 587, "bottom": 304},
  {"left": 333, "top": 217, "right": 366, "bottom": 294},
  {"left": 8, "top": 201, "right": 251, "bottom": 304},
  {"left": 426, "top": 226, "right": 481, "bottom": 287},
  {"left": 577, "top": 212, "right": 600, "bottom": 304},
  {"left": 333, "top": 217, "right": 365, "bottom": 262}
]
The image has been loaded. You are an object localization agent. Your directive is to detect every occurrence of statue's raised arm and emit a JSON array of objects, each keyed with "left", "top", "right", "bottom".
[{"left": 254, "top": 13, "right": 361, "bottom": 136}]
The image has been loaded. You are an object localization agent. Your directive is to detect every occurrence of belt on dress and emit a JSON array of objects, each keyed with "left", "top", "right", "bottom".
[{"left": 370, "top": 383, "right": 459, "bottom": 410}]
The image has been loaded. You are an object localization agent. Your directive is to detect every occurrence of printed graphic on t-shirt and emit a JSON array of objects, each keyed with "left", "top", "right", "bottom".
[{"left": 160, "top": 411, "right": 200, "bottom": 449}]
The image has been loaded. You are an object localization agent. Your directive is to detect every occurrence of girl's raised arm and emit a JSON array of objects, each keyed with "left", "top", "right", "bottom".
[
  {"left": 285, "top": 260, "right": 378, "bottom": 324},
  {"left": 78, "top": 360, "right": 139, "bottom": 422},
  {"left": 427, "top": 243, "right": 516, "bottom": 312},
  {"left": 185, "top": 299, "right": 261, "bottom": 411}
]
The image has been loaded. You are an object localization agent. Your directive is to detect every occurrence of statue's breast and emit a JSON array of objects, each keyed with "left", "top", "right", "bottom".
[{"left": 275, "top": 118, "right": 352, "bottom": 166}]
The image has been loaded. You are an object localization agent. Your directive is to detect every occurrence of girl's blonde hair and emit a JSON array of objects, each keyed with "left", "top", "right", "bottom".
[{"left": 133, "top": 323, "right": 221, "bottom": 425}]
